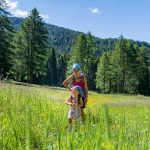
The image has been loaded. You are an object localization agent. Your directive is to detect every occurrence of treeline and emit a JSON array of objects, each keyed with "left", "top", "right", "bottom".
[
  {"left": 96, "top": 36, "right": 150, "bottom": 95},
  {"left": 10, "top": 17, "right": 117, "bottom": 55},
  {"left": 11, "top": 17, "right": 150, "bottom": 58},
  {"left": 0, "top": 2, "right": 67, "bottom": 85},
  {"left": 0, "top": 1, "right": 150, "bottom": 95},
  {"left": 67, "top": 34, "right": 150, "bottom": 95}
]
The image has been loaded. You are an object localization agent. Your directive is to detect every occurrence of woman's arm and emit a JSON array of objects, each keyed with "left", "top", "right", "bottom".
[
  {"left": 83, "top": 76, "right": 88, "bottom": 103},
  {"left": 63, "top": 75, "right": 73, "bottom": 91}
]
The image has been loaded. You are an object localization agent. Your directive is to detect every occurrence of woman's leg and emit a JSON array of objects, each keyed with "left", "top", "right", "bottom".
[
  {"left": 69, "top": 118, "right": 73, "bottom": 124},
  {"left": 81, "top": 108, "right": 85, "bottom": 122}
]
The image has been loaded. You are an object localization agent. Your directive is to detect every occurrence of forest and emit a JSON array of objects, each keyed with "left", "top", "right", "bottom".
[{"left": 1, "top": 1, "right": 150, "bottom": 95}]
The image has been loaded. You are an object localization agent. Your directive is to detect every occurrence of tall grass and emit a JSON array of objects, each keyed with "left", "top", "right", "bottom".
[{"left": 0, "top": 84, "right": 150, "bottom": 149}]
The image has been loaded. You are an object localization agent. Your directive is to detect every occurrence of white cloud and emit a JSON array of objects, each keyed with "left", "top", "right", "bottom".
[
  {"left": 12, "top": 9, "right": 29, "bottom": 18},
  {"left": 5, "top": 0, "right": 18, "bottom": 10},
  {"left": 12, "top": 10, "right": 49, "bottom": 19},
  {"left": 90, "top": 7, "right": 100, "bottom": 14},
  {"left": 5, "top": 0, "right": 28, "bottom": 18},
  {"left": 40, "top": 14, "right": 49, "bottom": 20},
  {"left": 5, "top": 0, "right": 49, "bottom": 20}
]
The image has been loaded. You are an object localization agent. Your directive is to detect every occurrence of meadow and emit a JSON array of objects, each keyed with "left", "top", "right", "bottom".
[{"left": 0, "top": 82, "right": 150, "bottom": 150}]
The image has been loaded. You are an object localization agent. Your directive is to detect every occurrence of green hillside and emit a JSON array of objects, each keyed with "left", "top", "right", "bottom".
[{"left": 10, "top": 17, "right": 150, "bottom": 56}]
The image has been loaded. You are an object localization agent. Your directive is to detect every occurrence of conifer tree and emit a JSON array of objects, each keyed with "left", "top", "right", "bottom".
[
  {"left": 57, "top": 54, "right": 67, "bottom": 86},
  {"left": 0, "top": 0, "right": 14, "bottom": 79},
  {"left": 66, "top": 32, "right": 96, "bottom": 89},
  {"left": 96, "top": 52, "right": 112, "bottom": 93},
  {"left": 110, "top": 36, "right": 128, "bottom": 93},
  {"left": 50, "top": 48, "right": 57, "bottom": 85},
  {"left": 137, "top": 46, "right": 150, "bottom": 95},
  {"left": 14, "top": 8, "right": 48, "bottom": 83}
]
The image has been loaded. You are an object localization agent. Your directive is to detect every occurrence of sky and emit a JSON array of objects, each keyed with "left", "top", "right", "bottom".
[{"left": 6, "top": 0, "right": 150, "bottom": 43}]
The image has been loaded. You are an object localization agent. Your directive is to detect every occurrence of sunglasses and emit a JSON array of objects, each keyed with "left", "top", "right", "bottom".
[{"left": 73, "top": 69, "right": 79, "bottom": 72}]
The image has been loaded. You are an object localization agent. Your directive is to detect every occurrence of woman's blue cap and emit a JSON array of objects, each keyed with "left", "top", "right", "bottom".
[{"left": 72, "top": 63, "right": 80, "bottom": 70}]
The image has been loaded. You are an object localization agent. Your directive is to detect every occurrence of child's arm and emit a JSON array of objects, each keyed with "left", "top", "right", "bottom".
[{"left": 66, "top": 97, "right": 74, "bottom": 106}]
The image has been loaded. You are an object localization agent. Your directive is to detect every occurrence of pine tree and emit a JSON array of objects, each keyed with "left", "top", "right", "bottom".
[
  {"left": 12, "top": 32, "right": 25, "bottom": 81},
  {"left": 71, "top": 33, "right": 87, "bottom": 68},
  {"left": 66, "top": 33, "right": 87, "bottom": 77},
  {"left": 66, "top": 32, "right": 96, "bottom": 90},
  {"left": 50, "top": 48, "right": 57, "bottom": 85},
  {"left": 14, "top": 8, "right": 48, "bottom": 83},
  {"left": 46, "top": 49, "right": 52, "bottom": 85},
  {"left": 57, "top": 54, "right": 67, "bottom": 86},
  {"left": 0, "top": 0, "right": 14, "bottom": 79},
  {"left": 137, "top": 46, "right": 150, "bottom": 95},
  {"left": 86, "top": 32, "right": 96, "bottom": 90},
  {"left": 124, "top": 41, "right": 139, "bottom": 94},
  {"left": 110, "top": 36, "right": 128, "bottom": 93},
  {"left": 96, "top": 52, "right": 112, "bottom": 93}
]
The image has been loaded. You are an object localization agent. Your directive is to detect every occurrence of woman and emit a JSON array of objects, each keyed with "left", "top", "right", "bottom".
[{"left": 63, "top": 63, "right": 88, "bottom": 121}]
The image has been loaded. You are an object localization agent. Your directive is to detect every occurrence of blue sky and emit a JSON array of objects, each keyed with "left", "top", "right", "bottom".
[{"left": 6, "top": 0, "right": 150, "bottom": 43}]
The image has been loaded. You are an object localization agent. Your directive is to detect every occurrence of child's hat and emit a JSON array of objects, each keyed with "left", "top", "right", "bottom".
[{"left": 73, "top": 86, "right": 84, "bottom": 97}]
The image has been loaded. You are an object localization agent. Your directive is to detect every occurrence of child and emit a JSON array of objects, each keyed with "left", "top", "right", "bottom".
[{"left": 66, "top": 86, "right": 84, "bottom": 131}]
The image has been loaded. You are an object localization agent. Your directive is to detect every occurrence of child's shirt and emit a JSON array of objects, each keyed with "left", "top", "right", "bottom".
[
  {"left": 68, "top": 95, "right": 81, "bottom": 119},
  {"left": 69, "top": 95, "right": 80, "bottom": 111}
]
